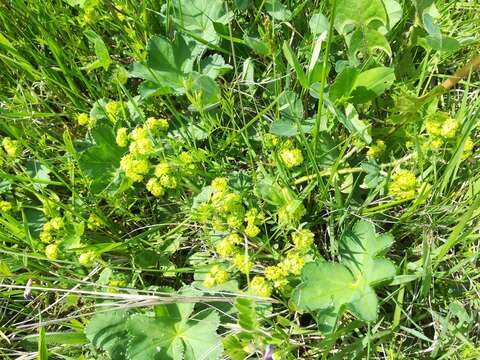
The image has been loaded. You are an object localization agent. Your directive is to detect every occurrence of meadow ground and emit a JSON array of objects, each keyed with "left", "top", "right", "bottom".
[{"left": 0, "top": 0, "right": 479, "bottom": 359}]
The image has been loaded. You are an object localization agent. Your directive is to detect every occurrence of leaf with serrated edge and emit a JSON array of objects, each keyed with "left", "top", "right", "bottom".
[{"left": 293, "top": 220, "right": 396, "bottom": 328}]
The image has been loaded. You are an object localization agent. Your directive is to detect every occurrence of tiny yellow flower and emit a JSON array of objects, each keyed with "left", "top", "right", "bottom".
[
  {"left": 367, "top": 140, "right": 386, "bottom": 158},
  {"left": 130, "top": 127, "right": 149, "bottom": 140},
  {"left": 440, "top": 117, "right": 459, "bottom": 139},
  {"left": 154, "top": 163, "right": 171, "bottom": 177},
  {"left": 76, "top": 113, "right": 91, "bottom": 127},
  {"left": 45, "top": 243, "right": 59, "bottom": 260},
  {"left": 146, "top": 117, "right": 169, "bottom": 133},
  {"left": 179, "top": 151, "right": 194, "bottom": 164},
  {"left": 265, "top": 265, "right": 288, "bottom": 281},
  {"left": 116, "top": 128, "right": 129, "bottom": 147},
  {"left": 211, "top": 177, "right": 228, "bottom": 193},
  {"left": 227, "top": 215, "right": 242, "bottom": 229},
  {"left": 105, "top": 101, "right": 121, "bottom": 121},
  {"left": 0, "top": 200, "right": 12, "bottom": 213},
  {"left": 129, "top": 137, "right": 154, "bottom": 155},
  {"left": 79, "top": 251, "right": 96, "bottom": 266},
  {"left": 245, "top": 223, "right": 261, "bottom": 238},
  {"left": 146, "top": 178, "right": 165, "bottom": 197},
  {"left": 215, "top": 238, "right": 236, "bottom": 257},
  {"left": 279, "top": 148, "right": 304, "bottom": 168},
  {"left": 279, "top": 252, "right": 305, "bottom": 275},
  {"left": 49, "top": 217, "right": 64, "bottom": 231},
  {"left": 263, "top": 133, "right": 279, "bottom": 149},
  {"left": 40, "top": 231, "right": 53, "bottom": 243},
  {"left": 249, "top": 276, "right": 272, "bottom": 297},
  {"left": 120, "top": 154, "right": 149, "bottom": 182},
  {"left": 159, "top": 175, "right": 177, "bottom": 189},
  {"left": 430, "top": 138, "right": 444, "bottom": 150},
  {"left": 388, "top": 170, "right": 417, "bottom": 199},
  {"left": 292, "top": 229, "right": 314, "bottom": 252},
  {"left": 462, "top": 137, "right": 474, "bottom": 160},
  {"left": 203, "top": 265, "right": 229, "bottom": 288},
  {"left": 2, "top": 137, "right": 20, "bottom": 157},
  {"left": 87, "top": 214, "right": 103, "bottom": 230},
  {"left": 233, "top": 253, "right": 252, "bottom": 274}
]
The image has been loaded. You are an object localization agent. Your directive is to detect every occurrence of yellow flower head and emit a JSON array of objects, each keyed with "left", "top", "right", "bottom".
[
  {"left": 159, "top": 175, "right": 177, "bottom": 189},
  {"left": 279, "top": 252, "right": 305, "bottom": 275},
  {"left": 116, "top": 128, "right": 129, "bottom": 147},
  {"left": 233, "top": 253, "right": 252, "bottom": 274},
  {"left": 146, "top": 178, "right": 165, "bottom": 197},
  {"left": 440, "top": 117, "right": 459, "bottom": 139},
  {"left": 367, "top": 140, "right": 386, "bottom": 158},
  {"left": 215, "top": 238, "right": 236, "bottom": 257},
  {"left": 45, "top": 243, "right": 59, "bottom": 260},
  {"left": 249, "top": 276, "right": 272, "bottom": 297},
  {"left": 388, "top": 170, "right": 417, "bottom": 199},
  {"left": 245, "top": 223, "right": 261, "bottom": 238},
  {"left": 279, "top": 148, "right": 304, "bottom": 168},
  {"left": 130, "top": 127, "right": 149, "bottom": 141},
  {"left": 179, "top": 151, "right": 194, "bottom": 164},
  {"left": 227, "top": 215, "right": 242, "bottom": 229},
  {"left": 2, "top": 137, "right": 20, "bottom": 157},
  {"left": 265, "top": 265, "right": 288, "bottom": 281},
  {"left": 87, "top": 214, "right": 103, "bottom": 230},
  {"left": 0, "top": 200, "right": 12, "bottom": 213},
  {"left": 105, "top": 101, "right": 122, "bottom": 120},
  {"left": 49, "top": 217, "right": 64, "bottom": 231},
  {"left": 292, "top": 229, "right": 314, "bottom": 252},
  {"left": 203, "top": 265, "right": 229, "bottom": 288},
  {"left": 211, "top": 177, "right": 228, "bottom": 193},
  {"left": 120, "top": 154, "right": 149, "bottom": 182},
  {"left": 146, "top": 117, "right": 169, "bottom": 133},
  {"left": 462, "top": 137, "right": 474, "bottom": 160},
  {"left": 39, "top": 231, "right": 53, "bottom": 243},
  {"left": 76, "top": 113, "right": 92, "bottom": 127},
  {"left": 154, "top": 163, "right": 171, "bottom": 177},
  {"left": 129, "top": 137, "right": 154, "bottom": 155},
  {"left": 79, "top": 251, "right": 96, "bottom": 266}
]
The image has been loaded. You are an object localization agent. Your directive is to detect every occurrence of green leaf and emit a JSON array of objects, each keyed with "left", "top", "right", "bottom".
[
  {"left": 82, "top": 30, "right": 111, "bottom": 71},
  {"left": 282, "top": 41, "right": 308, "bottom": 89},
  {"left": 350, "top": 66, "right": 396, "bottom": 104},
  {"left": 309, "top": 12, "right": 329, "bottom": 36},
  {"left": 172, "top": 0, "right": 232, "bottom": 45},
  {"left": 344, "top": 104, "right": 372, "bottom": 144},
  {"left": 85, "top": 310, "right": 129, "bottom": 359},
  {"left": 78, "top": 124, "right": 126, "bottom": 194},
  {"left": 293, "top": 220, "right": 396, "bottom": 330},
  {"left": 335, "top": 0, "right": 387, "bottom": 34},
  {"left": 348, "top": 28, "right": 392, "bottom": 58},
  {"left": 127, "top": 304, "right": 222, "bottom": 360},
  {"left": 38, "top": 326, "right": 48, "bottom": 360},
  {"left": 329, "top": 67, "right": 360, "bottom": 102},
  {"left": 130, "top": 34, "right": 197, "bottom": 92},
  {"left": 244, "top": 35, "right": 270, "bottom": 56},
  {"left": 265, "top": 0, "right": 292, "bottom": 21},
  {"left": 25, "top": 160, "right": 51, "bottom": 190},
  {"left": 200, "top": 54, "right": 232, "bottom": 79}
]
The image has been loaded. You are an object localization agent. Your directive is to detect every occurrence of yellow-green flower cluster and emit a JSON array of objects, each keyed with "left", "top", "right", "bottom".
[
  {"left": 279, "top": 148, "right": 304, "bottom": 168},
  {"left": 215, "top": 233, "right": 242, "bottom": 257},
  {"left": 424, "top": 112, "right": 460, "bottom": 149},
  {"left": 79, "top": 251, "right": 97, "bottom": 266},
  {"left": 232, "top": 253, "right": 252, "bottom": 274},
  {"left": 277, "top": 199, "right": 306, "bottom": 226},
  {"left": 264, "top": 251, "right": 306, "bottom": 290},
  {"left": 244, "top": 208, "right": 264, "bottom": 238},
  {"left": 45, "top": 243, "right": 59, "bottom": 260},
  {"left": 129, "top": 127, "right": 154, "bottom": 156},
  {"left": 39, "top": 216, "right": 64, "bottom": 243},
  {"left": 249, "top": 276, "right": 272, "bottom": 297},
  {"left": 0, "top": 200, "right": 13, "bottom": 213},
  {"left": 76, "top": 113, "right": 95, "bottom": 128},
  {"left": 263, "top": 133, "right": 280, "bottom": 150},
  {"left": 105, "top": 101, "right": 122, "bottom": 122},
  {"left": 462, "top": 137, "right": 474, "bottom": 160},
  {"left": 116, "top": 128, "right": 129, "bottom": 147},
  {"left": 146, "top": 162, "right": 177, "bottom": 197},
  {"left": 146, "top": 117, "right": 169, "bottom": 134},
  {"left": 2, "top": 137, "right": 21, "bottom": 157},
  {"left": 120, "top": 154, "right": 149, "bottom": 182},
  {"left": 291, "top": 229, "right": 314, "bottom": 252},
  {"left": 203, "top": 265, "right": 229, "bottom": 288},
  {"left": 367, "top": 140, "right": 386, "bottom": 158},
  {"left": 87, "top": 214, "right": 104, "bottom": 230},
  {"left": 388, "top": 170, "right": 417, "bottom": 199}
]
